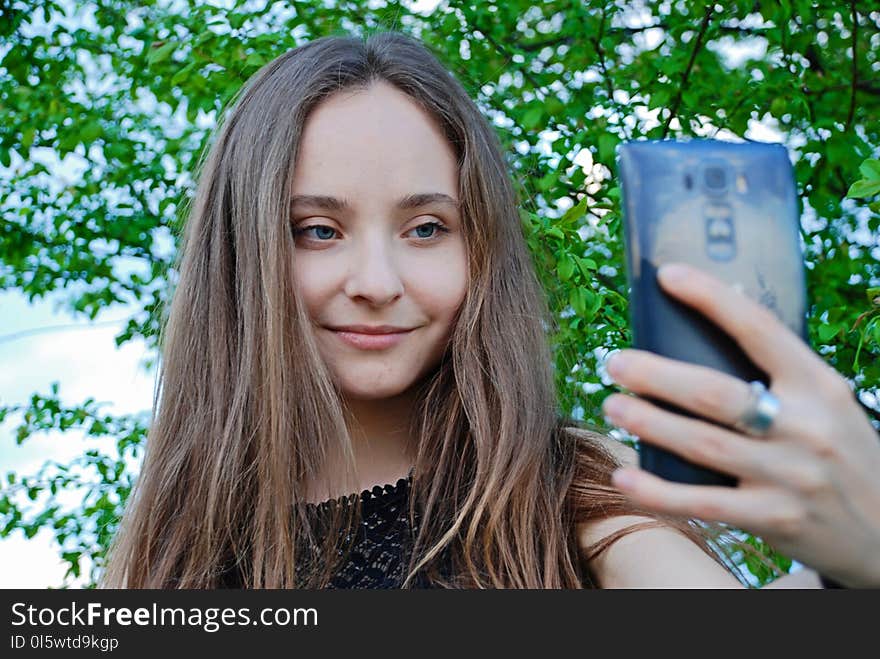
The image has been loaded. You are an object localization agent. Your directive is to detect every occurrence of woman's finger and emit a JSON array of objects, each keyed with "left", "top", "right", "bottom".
[
  {"left": 605, "top": 349, "right": 802, "bottom": 438},
  {"left": 610, "top": 466, "right": 802, "bottom": 539},
  {"left": 603, "top": 392, "right": 788, "bottom": 480},
  {"left": 655, "top": 262, "right": 839, "bottom": 389}
]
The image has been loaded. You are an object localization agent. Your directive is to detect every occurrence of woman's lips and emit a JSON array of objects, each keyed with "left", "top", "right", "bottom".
[{"left": 330, "top": 328, "right": 414, "bottom": 350}]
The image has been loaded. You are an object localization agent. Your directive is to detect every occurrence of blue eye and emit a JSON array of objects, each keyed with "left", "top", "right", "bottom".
[
  {"left": 409, "top": 221, "right": 449, "bottom": 240},
  {"left": 296, "top": 225, "right": 337, "bottom": 240},
  {"left": 294, "top": 221, "right": 450, "bottom": 243}
]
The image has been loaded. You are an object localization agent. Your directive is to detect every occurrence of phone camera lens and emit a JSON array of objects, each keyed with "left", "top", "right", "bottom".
[{"left": 704, "top": 166, "right": 726, "bottom": 191}]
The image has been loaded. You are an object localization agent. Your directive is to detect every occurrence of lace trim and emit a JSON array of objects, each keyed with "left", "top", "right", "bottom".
[{"left": 303, "top": 470, "right": 414, "bottom": 515}]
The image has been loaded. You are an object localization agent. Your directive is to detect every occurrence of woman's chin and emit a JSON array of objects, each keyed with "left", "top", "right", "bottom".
[{"left": 337, "top": 377, "right": 413, "bottom": 402}]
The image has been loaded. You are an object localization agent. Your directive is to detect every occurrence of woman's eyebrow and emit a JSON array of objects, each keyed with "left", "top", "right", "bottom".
[
  {"left": 290, "top": 192, "right": 460, "bottom": 211},
  {"left": 396, "top": 192, "right": 460, "bottom": 210}
]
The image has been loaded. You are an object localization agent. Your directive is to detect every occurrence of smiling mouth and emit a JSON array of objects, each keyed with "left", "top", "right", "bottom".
[{"left": 328, "top": 328, "right": 415, "bottom": 350}]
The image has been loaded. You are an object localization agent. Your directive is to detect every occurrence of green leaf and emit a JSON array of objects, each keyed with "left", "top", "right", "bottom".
[
  {"left": 81, "top": 121, "right": 102, "bottom": 143},
  {"left": 545, "top": 96, "right": 564, "bottom": 116},
  {"left": 560, "top": 196, "right": 588, "bottom": 227},
  {"left": 847, "top": 179, "right": 880, "bottom": 199},
  {"left": 522, "top": 106, "right": 544, "bottom": 131},
  {"left": 770, "top": 97, "right": 787, "bottom": 117},
  {"left": 573, "top": 255, "right": 597, "bottom": 278},
  {"left": 568, "top": 287, "right": 598, "bottom": 321},
  {"left": 858, "top": 159, "right": 880, "bottom": 181},
  {"left": 147, "top": 42, "right": 176, "bottom": 66},
  {"left": 817, "top": 323, "right": 841, "bottom": 342},
  {"left": 598, "top": 133, "right": 620, "bottom": 164},
  {"left": 649, "top": 89, "right": 671, "bottom": 110},
  {"left": 569, "top": 286, "right": 586, "bottom": 316},
  {"left": 245, "top": 52, "right": 266, "bottom": 68},
  {"left": 229, "top": 12, "right": 247, "bottom": 30},
  {"left": 171, "top": 62, "right": 197, "bottom": 86},
  {"left": 546, "top": 226, "right": 564, "bottom": 240},
  {"left": 21, "top": 126, "right": 36, "bottom": 151},
  {"left": 582, "top": 289, "right": 599, "bottom": 323},
  {"left": 557, "top": 255, "right": 575, "bottom": 281}
]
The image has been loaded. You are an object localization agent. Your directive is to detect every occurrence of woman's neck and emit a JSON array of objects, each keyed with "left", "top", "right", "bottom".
[{"left": 303, "top": 390, "right": 417, "bottom": 504}]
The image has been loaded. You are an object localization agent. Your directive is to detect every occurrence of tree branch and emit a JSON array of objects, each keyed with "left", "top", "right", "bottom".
[
  {"left": 476, "top": 24, "right": 544, "bottom": 95},
  {"left": 803, "top": 80, "right": 880, "bottom": 97},
  {"left": 592, "top": 6, "right": 631, "bottom": 139},
  {"left": 517, "top": 23, "right": 772, "bottom": 52},
  {"left": 662, "top": 6, "right": 714, "bottom": 138},
  {"left": 845, "top": 2, "right": 858, "bottom": 131}
]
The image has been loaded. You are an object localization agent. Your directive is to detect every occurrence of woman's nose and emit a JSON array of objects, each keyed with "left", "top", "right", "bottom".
[{"left": 343, "top": 237, "right": 404, "bottom": 306}]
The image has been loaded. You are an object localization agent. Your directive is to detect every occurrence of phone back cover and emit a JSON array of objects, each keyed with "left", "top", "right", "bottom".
[{"left": 618, "top": 139, "right": 807, "bottom": 486}]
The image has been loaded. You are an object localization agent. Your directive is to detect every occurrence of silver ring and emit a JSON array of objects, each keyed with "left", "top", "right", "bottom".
[{"left": 732, "top": 380, "right": 780, "bottom": 437}]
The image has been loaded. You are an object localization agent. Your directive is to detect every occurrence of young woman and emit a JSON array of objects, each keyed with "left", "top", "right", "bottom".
[{"left": 102, "top": 32, "right": 880, "bottom": 589}]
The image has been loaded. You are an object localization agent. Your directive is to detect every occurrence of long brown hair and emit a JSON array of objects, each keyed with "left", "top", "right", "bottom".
[{"left": 102, "top": 31, "right": 749, "bottom": 589}]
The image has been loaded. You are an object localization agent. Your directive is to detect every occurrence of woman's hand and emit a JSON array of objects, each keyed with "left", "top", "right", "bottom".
[{"left": 601, "top": 262, "right": 880, "bottom": 587}]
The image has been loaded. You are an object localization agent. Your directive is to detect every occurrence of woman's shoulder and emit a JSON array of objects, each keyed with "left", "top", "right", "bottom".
[
  {"left": 560, "top": 424, "right": 742, "bottom": 587},
  {"left": 559, "top": 424, "right": 646, "bottom": 547}
]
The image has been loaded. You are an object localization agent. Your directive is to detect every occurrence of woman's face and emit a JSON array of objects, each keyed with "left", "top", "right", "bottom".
[{"left": 291, "top": 81, "right": 467, "bottom": 401}]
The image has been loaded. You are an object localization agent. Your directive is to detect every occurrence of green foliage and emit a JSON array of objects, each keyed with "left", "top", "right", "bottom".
[
  {"left": 848, "top": 158, "right": 880, "bottom": 200},
  {"left": 2, "top": 0, "right": 878, "bottom": 588},
  {"left": 742, "top": 536, "right": 794, "bottom": 586},
  {"left": 0, "top": 383, "right": 148, "bottom": 586}
]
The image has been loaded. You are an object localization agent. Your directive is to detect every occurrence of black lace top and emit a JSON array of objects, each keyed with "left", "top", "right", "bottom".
[
  {"left": 299, "top": 472, "right": 438, "bottom": 589},
  {"left": 218, "top": 473, "right": 451, "bottom": 588}
]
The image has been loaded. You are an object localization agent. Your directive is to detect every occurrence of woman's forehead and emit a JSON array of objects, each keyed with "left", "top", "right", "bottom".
[{"left": 292, "top": 83, "right": 458, "bottom": 191}]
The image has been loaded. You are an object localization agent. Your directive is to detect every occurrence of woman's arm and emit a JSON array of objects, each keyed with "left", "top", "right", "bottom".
[
  {"left": 579, "top": 515, "right": 824, "bottom": 588},
  {"left": 762, "top": 567, "right": 822, "bottom": 588},
  {"left": 583, "top": 436, "right": 825, "bottom": 588},
  {"left": 578, "top": 514, "right": 744, "bottom": 588},
  {"left": 580, "top": 436, "right": 743, "bottom": 588}
]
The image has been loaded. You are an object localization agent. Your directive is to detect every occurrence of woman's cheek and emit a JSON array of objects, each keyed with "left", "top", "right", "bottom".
[
  {"left": 293, "top": 256, "right": 342, "bottom": 304},
  {"left": 419, "top": 238, "right": 467, "bottom": 294}
]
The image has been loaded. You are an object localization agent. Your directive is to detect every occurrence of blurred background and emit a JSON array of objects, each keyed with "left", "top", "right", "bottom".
[{"left": 1, "top": 0, "right": 878, "bottom": 587}]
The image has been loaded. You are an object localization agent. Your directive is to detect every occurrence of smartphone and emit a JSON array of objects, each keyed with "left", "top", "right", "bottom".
[{"left": 617, "top": 139, "right": 808, "bottom": 487}]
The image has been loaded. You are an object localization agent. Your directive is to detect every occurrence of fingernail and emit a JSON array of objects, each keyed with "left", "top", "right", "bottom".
[
  {"left": 603, "top": 395, "right": 625, "bottom": 420},
  {"left": 612, "top": 469, "right": 635, "bottom": 489},
  {"left": 657, "top": 263, "right": 688, "bottom": 285},
  {"left": 606, "top": 353, "right": 626, "bottom": 379}
]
